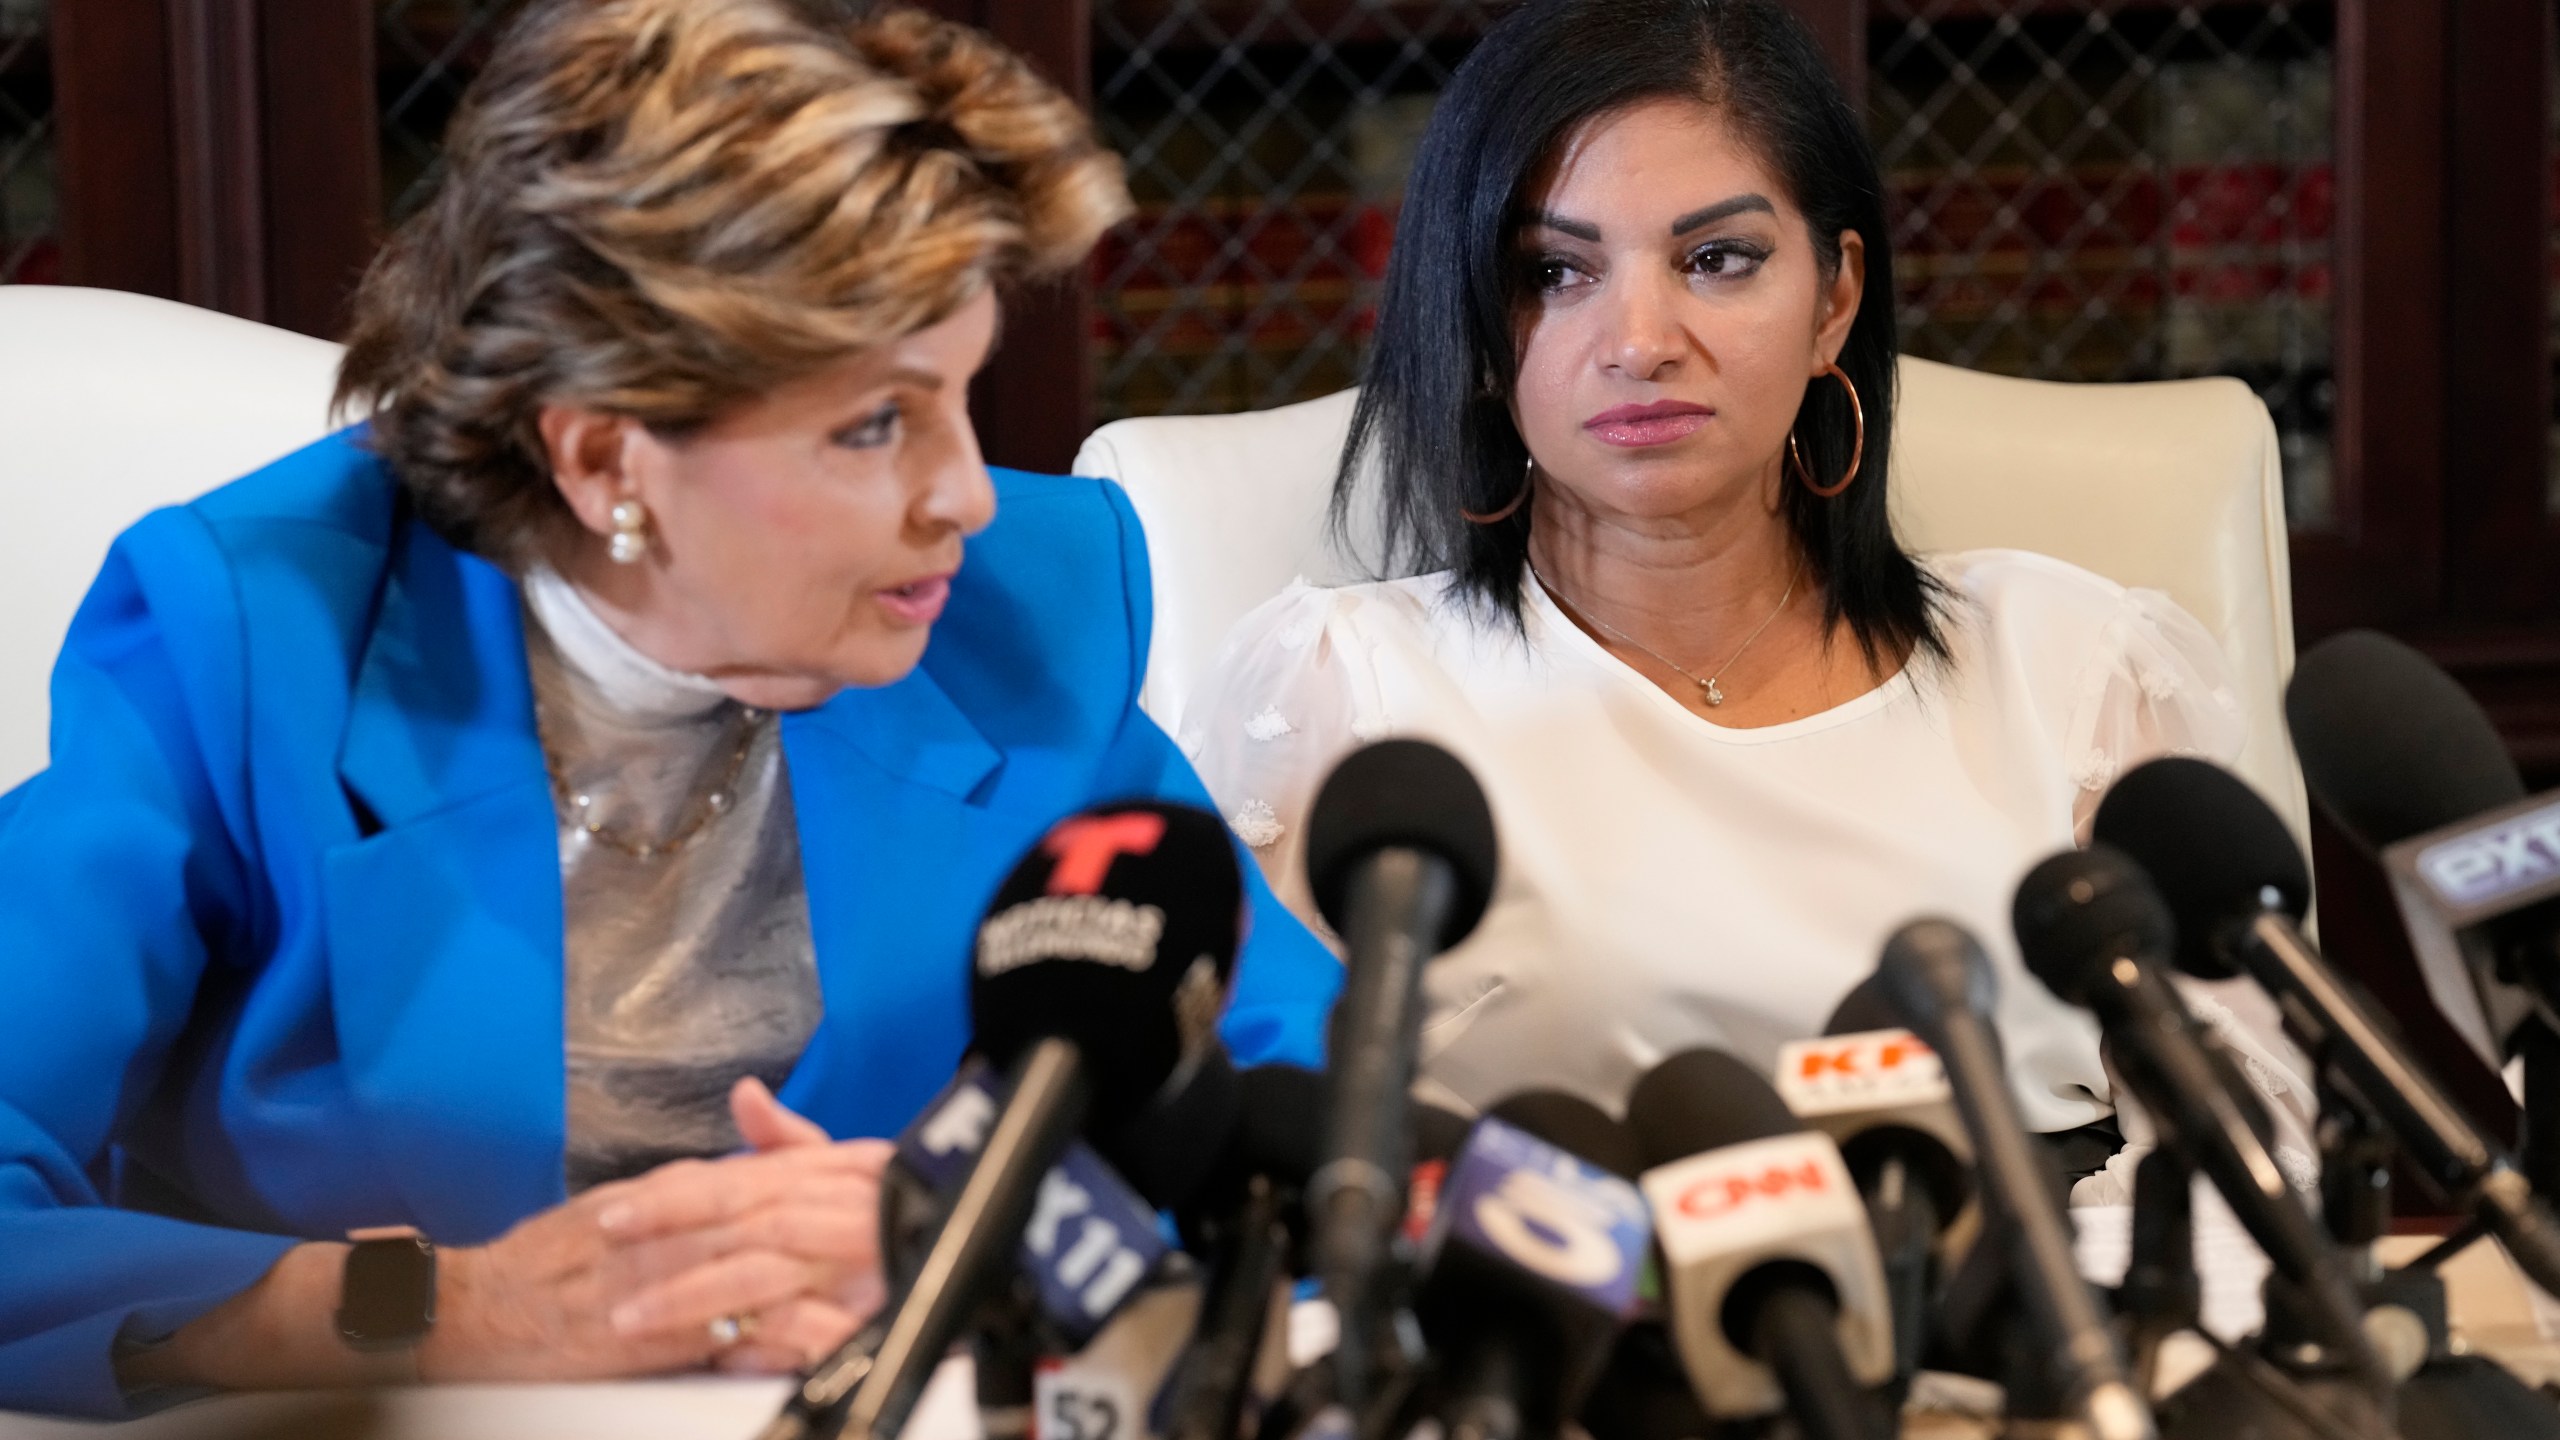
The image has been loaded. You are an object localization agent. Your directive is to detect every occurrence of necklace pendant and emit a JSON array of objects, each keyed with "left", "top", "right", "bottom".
[{"left": 1703, "top": 678, "right": 1725, "bottom": 707}]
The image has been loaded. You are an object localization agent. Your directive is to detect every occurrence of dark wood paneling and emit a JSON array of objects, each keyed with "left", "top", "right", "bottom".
[
  {"left": 52, "top": 1, "right": 376, "bottom": 339},
  {"left": 1781, "top": 0, "right": 1866, "bottom": 95},
  {"left": 2317, "top": 0, "right": 2448, "bottom": 631},
  {"left": 915, "top": 0, "right": 1100, "bottom": 476},
  {"left": 50, "top": 2, "right": 182, "bottom": 297},
  {"left": 256, "top": 0, "right": 380, "bottom": 340},
  {"left": 166, "top": 0, "right": 266, "bottom": 317},
  {"left": 1088, "top": 0, "right": 1496, "bottom": 45},
  {"left": 2422, "top": 631, "right": 2560, "bottom": 780},
  {"left": 2439, "top": 0, "right": 2555, "bottom": 621},
  {"left": 979, "top": 0, "right": 1096, "bottom": 476}
]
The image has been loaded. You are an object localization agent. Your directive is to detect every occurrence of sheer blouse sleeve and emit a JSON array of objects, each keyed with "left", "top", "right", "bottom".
[
  {"left": 2016, "top": 570, "right": 2312, "bottom": 1201},
  {"left": 2056, "top": 585, "right": 2251, "bottom": 844},
  {"left": 1176, "top": 581, "right": 1384, "bottom": 939}
]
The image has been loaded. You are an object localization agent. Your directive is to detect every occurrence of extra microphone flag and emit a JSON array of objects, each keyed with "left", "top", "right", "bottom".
[
  {"left": 2287, "top": 629, "right": 2550, "bottom": 1066},
  {"left": 2381, "top": 791, "right": 2560, "bottom": 1068}
]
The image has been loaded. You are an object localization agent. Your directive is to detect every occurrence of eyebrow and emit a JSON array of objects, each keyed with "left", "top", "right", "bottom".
[
  {"left": 1670, "top": 193, "right": 1776, "bottom": 234},
  {"left": 1525, "top": 209, "right": 1601, "bottom": 241},
  {"left": 887, "top": 367, "right": 946, "bottom": 391},
  {"left": 1523, "top": 193, "right": 1778, "bottom": 243}
]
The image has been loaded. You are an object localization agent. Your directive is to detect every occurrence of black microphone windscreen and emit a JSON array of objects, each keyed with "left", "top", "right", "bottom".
[
  {"left": 971, "top": 801, "right": 1244, "bottom": 1127},
  {"left": 1875, "top": 918, "right": 1999, "bottom": 1035},
  {"left": 2012, "top": 845, "right": 2177, "bottom": 1007},
  {"left": 1625, "top": 1048, "right": 1802, "bottom": 1169},
  {"left": 1580, "top": 1323, "right": 1715, "bottom": 1440},
  {"left": 2093, "top": 757, "right": 2309, "bottom": 981},
  {"left": 1303, "top": 739, "right": 1499, "bottom": 945},
  {"left": 2288, "top": 629, "right": 2525, "bottom": 850},
  {"left": 1101, "top": 1044, "right": 1241, "bottom": 1210},
  {"left": 1487, "top": 1090, "right": 1643, "bottom": 1180},
  {"left": 1413, "top": 1103, "right": 1475, "bottom": 1166},
  {"left": 1823, "top": 973, "right": 1903, "bottom": 1036},
  {"left": 1230, "top": 1064, "right": 1327, "bottom": 1186}
]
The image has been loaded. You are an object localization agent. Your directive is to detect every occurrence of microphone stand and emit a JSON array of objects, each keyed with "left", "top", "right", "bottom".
[
  {"left": 1923, "top": 1210, "right": 2091, "bottom": 1439},
  {"left": 2152, "top": 1078, "right": 2394, "bottom": 1440},
  {"left": 2115, "top": 1148, "right": 2199, "bottom": 1398},
  {"left": 973, "top": 1300, "right": 1042, "bottom": 1440},
  {"left": 2156, "top": 1060, "right": 2560, "bottom": 1440},
  {"left": 2379, "top": 1020, "right": 2560, "bottom": 1439},
  {"left": 2516, "top": 1019, "right": 2560, "bottom": 1201}
]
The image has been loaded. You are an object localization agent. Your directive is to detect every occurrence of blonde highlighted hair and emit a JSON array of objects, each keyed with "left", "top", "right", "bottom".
[{"left": 335, "top": 0, "right": 1130, "bottom": 563}]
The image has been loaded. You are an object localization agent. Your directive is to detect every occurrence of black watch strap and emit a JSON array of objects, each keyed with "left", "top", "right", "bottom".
[{"left": 337, "top": 1226, "right": 437, "bottom": 1354}]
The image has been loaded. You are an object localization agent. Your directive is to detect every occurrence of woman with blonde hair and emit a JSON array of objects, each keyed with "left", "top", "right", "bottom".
[{"left": 0, "top": 0, "right": 1335, "bottom": 1412}]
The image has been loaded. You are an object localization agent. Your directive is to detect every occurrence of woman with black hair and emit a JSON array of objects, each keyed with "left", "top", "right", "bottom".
[{"left": 1185, "top": 0, "right": 2312, "bottom": 1178}]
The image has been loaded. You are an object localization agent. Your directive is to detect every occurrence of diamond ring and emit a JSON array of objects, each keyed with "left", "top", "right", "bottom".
[{"left": 707, "top": 1312, "right": 758, "bottom": 1347}]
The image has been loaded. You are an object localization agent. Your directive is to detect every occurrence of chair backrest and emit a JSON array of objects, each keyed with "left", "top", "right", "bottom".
[
  {"left": 0, "top": 286, "right": 345, "bottom": 790},
  {"left": 1073, "top": 355, "right": 2312, "bottom": 853}
]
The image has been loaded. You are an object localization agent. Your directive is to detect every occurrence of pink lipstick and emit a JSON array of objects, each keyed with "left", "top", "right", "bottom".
[
  {"left": 876, "top": 574, "right": 952, "bottom": 626},
  {"left": 1585, "top": 400, "right": 1713, "bottom": 448}
]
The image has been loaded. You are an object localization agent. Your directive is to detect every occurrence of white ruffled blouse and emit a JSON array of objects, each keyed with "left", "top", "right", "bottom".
[{"left": 1181, "top": 548, "right": 2310, "bottom": 1155}]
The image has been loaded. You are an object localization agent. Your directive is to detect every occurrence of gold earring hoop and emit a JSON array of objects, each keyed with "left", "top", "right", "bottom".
[
  {"left": 1787, "top": 360, "right": 1865, "bottom": 499},
  {"left": 1462, "top": 459, "right": 1534, "bottom": 525}
]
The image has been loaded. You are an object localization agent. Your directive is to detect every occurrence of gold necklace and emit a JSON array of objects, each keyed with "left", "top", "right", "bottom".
[
  {"left": 1533, "top": 564, "right": 1799, "bottom": 708},
  {"left": 545, "top": 705, "right": 771, "bottom": 861}
]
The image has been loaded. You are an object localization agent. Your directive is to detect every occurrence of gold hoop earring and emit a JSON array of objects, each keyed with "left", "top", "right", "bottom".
[
  {"left": 1462, "top": 459, "right": 1533, "bottom": 525},
  {"left": 1787, "top": 360, "right": 1865, "bottom": 499}
]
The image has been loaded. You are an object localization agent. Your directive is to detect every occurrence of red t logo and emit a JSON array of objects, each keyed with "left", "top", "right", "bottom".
[{"left": 1041, "top": 811, "right": 1168, "bottom": 896}]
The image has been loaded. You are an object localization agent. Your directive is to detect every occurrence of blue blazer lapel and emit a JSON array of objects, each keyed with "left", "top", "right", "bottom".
[
  {"left": 777, "top": 669, "right": 1004, "bottom": 1139},
  {"left": 323, "top": 521, "right": 567, "bottom": 1242},
  {"left": 318, "top": 517, "right": 1022, "bottom": 1219}
]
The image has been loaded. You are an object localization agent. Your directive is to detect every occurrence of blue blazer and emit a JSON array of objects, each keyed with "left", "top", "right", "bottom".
[{"left": 0, "top": 432, "right": 1341, "bottom": 1415}]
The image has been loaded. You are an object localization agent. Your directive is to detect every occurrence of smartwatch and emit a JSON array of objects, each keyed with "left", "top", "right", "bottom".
[{"left": 336, "top": 1226, "right": 437, "bottom": 1353}]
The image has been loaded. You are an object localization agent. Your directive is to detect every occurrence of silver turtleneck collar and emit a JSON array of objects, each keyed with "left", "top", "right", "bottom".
[{"left": 520, "top": 567, "right": 821, "bottom": 1193}]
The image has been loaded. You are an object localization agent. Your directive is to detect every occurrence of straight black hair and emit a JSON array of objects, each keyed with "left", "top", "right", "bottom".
[{"left": 1342, "top": 0, "right": 1946, "bottom": 672}]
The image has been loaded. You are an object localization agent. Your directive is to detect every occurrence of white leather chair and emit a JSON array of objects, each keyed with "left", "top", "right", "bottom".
[
  {"left": 0, "top": 286, "right": 344, "bottom": 791},
  {"left": 1073, "top": 357, "right": 2313, "bottom": 853}
]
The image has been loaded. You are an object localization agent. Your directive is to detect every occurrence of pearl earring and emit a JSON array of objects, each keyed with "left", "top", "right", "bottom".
[{"left": 607, "top": 499, "right": 650, "bottom": 565}]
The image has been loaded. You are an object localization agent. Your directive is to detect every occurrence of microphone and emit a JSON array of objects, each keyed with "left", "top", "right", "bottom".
[
  {"left": 1252, "top": 1100, "right": 1479, "bottom": 1440},
  {"left": 2096, "top": 755, "right": 2560, "bottom": 1299},
  {"left": 1626, "top": 1048, "right": 1896, "bottom": 1440},
  {"left": 1158, "top": 1065, "right": 1327, "bottom": 1440},
  {"left": 1482, "top": 1091, "right": 1642, "bottom": 1179},
  {"left": 896, "top": 1056, "right": 1237, "bottom": 1439},
  {"left": 1875, "top": 918, "right": 2154, "bottom": 1440},
  {"left": 783, "top": 802, "right": 1248, "bottom": 1440},
  {"left": 1775, "top": 993, "right": 1977, "bottom": 1390},
  {"left": 886, "top": 1061, "right": 1174, "bottom": 1339},
  {"left": 1414, "top": 1094, "right": 1653, "bottom": 1440},
  {"left": 2287, "top": 629, "right": 2558, "bottom": 1070},
  {"left": 2288, "top": 629, "right": 2526, "bottom": 856},
  {"left": 1301, "top": 739, "right": 1500, "bottom": 1406},
  {"left": 2013, "top": 847, "right": 2395, "bottom": 1406},
  {"left": 1575, "top": 1322, "right": 1714, "bottom": 1440}
]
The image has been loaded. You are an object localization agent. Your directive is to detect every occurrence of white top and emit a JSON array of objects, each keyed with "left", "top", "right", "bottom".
[{"left": 1182, "top": 549, "right": 2311, "bottom": 1149}]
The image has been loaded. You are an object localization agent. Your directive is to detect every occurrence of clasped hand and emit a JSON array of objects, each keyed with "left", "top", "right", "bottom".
[{"left": 422, "top": 1077, "right": 892, "bottom": 1379}]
